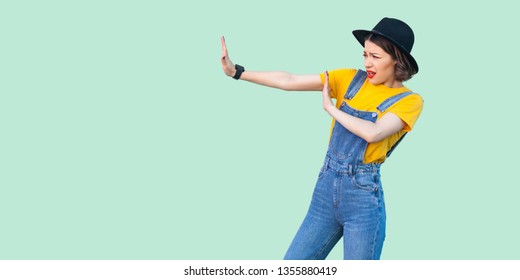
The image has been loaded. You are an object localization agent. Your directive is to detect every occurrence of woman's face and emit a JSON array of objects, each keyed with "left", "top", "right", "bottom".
[{"left": 363, "top": 40, "right": 401, "bottom": 88}]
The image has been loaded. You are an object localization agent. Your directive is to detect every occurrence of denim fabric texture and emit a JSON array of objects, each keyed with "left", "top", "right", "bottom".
[{"left": 284, "top": 70, "right": 413, "bottom": 260}]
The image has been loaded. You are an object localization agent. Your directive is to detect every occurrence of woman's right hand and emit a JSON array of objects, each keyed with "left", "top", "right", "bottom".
[{"left": 221, "top": 36, "right": 236, "bottom": 77}]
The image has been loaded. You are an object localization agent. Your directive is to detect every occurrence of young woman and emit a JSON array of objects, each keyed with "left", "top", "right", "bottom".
[{"left": 221, "top": 17, "right": 423, "bottom": 260}]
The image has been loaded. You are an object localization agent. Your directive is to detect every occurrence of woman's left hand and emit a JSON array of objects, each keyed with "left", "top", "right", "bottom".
[
  {"left": 221, "top": 36, "right": 236, "bottom": 77},
  {"left": 322, "top": 71, "right": 335, "bottom": 112}
]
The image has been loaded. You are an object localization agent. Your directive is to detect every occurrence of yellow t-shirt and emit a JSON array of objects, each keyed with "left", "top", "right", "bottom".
[{"left": 320, "top": 69, "right": 423, "bottom": 164}]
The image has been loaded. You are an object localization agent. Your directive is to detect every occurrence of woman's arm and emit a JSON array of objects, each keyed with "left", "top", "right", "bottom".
[
  {"left": 322, "top": 72, "right": 405, "bottom": 143},
  {"left": 221, "top": 36, "right": 322, "bottom": 91}
]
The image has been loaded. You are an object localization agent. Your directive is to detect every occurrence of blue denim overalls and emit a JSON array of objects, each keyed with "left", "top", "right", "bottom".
[{"left": 284, "top": 70, "right": 415, "bottom": 260}]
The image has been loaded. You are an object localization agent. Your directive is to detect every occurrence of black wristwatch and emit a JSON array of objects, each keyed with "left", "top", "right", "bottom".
[{"left": 233, "top": 64, "right": 245, "bottom": 80}]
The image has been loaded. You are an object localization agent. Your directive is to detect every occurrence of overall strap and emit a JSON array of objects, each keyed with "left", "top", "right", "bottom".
[
  {"left": 376, "top": 91, "right": 417, "bottom": 158},
  {"left": 376, "top": 91, "right": 415, "bottom": 112},
  {"left": 344, "top": 69, "right": 367, "bottom": 100}
]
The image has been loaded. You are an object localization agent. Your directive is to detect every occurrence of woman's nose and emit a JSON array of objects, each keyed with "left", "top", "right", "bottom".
[{"left": 364, "top": 58, "right": 372, "bottom": 68}]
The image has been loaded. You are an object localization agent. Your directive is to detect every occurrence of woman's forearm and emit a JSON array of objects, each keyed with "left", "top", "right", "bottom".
[
  {"left": 324, "top": 105, "right": 404, "bottom": 143},
  {"left": 325, "top": 105, "right": 379, "bottom": 142},
  {"left": 221, "top": 37, "right": 322, "bottom": 91},
  {"left": 240, "top": 71, "right": 322, "bottom": 91}
]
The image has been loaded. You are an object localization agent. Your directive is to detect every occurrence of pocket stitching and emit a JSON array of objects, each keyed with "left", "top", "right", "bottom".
[{"left": 352, "top": 172, "right": 379, "bottom": 192}]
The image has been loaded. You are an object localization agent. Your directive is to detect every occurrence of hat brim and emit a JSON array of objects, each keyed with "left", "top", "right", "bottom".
[{"left": 352, "top": 29, "right": 419, "bottom": 73}]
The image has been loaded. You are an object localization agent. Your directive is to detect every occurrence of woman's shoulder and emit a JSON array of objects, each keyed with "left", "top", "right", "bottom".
[
  {"left": 328, "top": 68, "right": 358, "bottom": 77},
  {"left": 393, "top": 90, "right": 424, "bottom": 110},
  {"left": 326, "top": 68, "right": 359, "bottom": 86},
  {"left": 402, "top": 90, "right": 423, "bottom": 104}
]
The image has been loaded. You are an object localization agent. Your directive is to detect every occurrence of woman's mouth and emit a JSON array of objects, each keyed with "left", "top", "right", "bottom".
[{"left": 367, "top": 71, "right": 376, "bottom": 78}]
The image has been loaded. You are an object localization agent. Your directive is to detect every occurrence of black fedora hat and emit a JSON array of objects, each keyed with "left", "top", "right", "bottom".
[{"left": 352, "top": 17, "right": 418, "bottom": 73}]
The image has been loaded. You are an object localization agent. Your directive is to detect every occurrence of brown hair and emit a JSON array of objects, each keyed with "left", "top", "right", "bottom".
[{"left": 365, "top": 33, "right": 417, "bottom": 81}]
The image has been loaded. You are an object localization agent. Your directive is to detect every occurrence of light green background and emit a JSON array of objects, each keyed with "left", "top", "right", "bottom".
[{"left": 1, "top": 0, "right": 518, "bottom": 260}]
